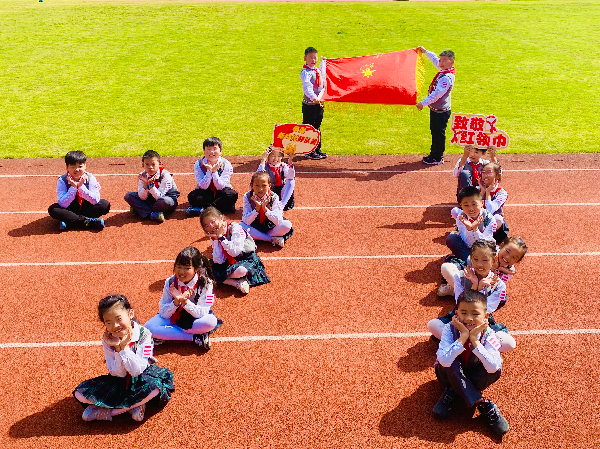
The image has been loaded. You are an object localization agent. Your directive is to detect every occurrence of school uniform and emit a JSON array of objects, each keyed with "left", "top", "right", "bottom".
[
  {"left": 301, "top": 59, "right": 326, "bottom": 155},
  {"left": 240, "top": 191, "right": 294, "bottom": 243},
  {"left": 483, "top": 184, "right": 510, "bottom": 244},
  {"left": 257, "top": 161, "right": 295, "bottom": 210},
  {"left": 145, "top": 274, "right": 219, "bottom": 341},
  {"left": 447, "top": 208, "right": 497, "bottom": 262},
  {"left": 453, "top": 157, "right": 490, "bottom": 197},
  {"left": 435, "top": 323, "right": 502, "bottom": 408},
  {"left": 124, "top": 168, "right": 180, "bottom": 218},
  {"left": 48, "top": 172, "right": 110, "bottom": 227},
  {"left": 421, "top": 50, "right": 455, "bottom": 161},
  {"left": 73, "top": 322, "right": 174, "bottom": 410},
  {"left": 188, "top": 157, "right": 238, "bottom": 213},
  {"left": 210, "top": 221, "right": 270, "bottom": 287}
]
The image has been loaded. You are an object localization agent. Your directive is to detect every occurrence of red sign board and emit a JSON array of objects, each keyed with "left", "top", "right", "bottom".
[{"left": 272, "top": 123, "right": 321, "bottom": 155}]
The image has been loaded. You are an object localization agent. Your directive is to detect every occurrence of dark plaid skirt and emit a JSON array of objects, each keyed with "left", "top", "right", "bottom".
[
  {"left": 272, "top": 184, "right": 294, "bottom": 210},
  {"left": 438, "top": 310, "right": 508, "bottom": 333},
  {"left": 211, "top": 251, "right": 270, "bottom": 287},
  {"left": 73, "top": 364, "right": 174, "bottom": 409}
]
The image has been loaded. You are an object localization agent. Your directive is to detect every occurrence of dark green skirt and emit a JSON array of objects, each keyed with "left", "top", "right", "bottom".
[
  {"left": 73, "top": 364, "right": 174, "bottom": 409},
  {"left": 211, "top": 251, "right": 270, "bottom": 287}
]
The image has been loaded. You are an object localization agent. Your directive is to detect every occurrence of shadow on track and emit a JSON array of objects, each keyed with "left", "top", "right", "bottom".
[
  {"left": 8, "top": 397, "right": 166, "bottom": 437},
  {"left": 378, "top": 380, "right": 485, "bottom": 444}
]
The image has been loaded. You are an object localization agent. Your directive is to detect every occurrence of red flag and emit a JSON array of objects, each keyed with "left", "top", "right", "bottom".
[{"left": 322, "top": 49, "right": 422, "bottom": 105}]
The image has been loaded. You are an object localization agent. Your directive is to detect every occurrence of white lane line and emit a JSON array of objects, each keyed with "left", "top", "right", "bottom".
[
  {"left": 2, "top": 328, "right": 599, "bottom": 349},
  {"left": 2, "top": 203, "right": 600, "bottom": 215},
  {"left": 0, "top": 252, "right": 599, "bottom": 267},
  {"left": 1, "top": 168, "right": 599, "bottom": 178}
]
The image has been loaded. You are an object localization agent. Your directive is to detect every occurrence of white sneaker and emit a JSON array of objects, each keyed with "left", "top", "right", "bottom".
[
  {"left": 82, "top": 405, "right": 113, "bottom": 421},
  {"left": 130, "top": 404, "right": 146, "bottom": 422},
  {"left": 231, "top": 278, "right": 250, "bottom": 294},
  {"left": 437, "top": 284, "right": 454, "bottom": 297},
  {"left": 270, "top": 236, "right": 285, "bottom": 248}
]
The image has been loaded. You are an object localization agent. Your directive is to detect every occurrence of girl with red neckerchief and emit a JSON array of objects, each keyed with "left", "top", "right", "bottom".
[
  {"left": 200, "top": 207, "right": 270, "bottom": 295},
  {"left": 145, "top": 246, "right": 222, "bottom": 350},
  {"left": 479, "top": 159, "right": 510, "bottom": 244}
]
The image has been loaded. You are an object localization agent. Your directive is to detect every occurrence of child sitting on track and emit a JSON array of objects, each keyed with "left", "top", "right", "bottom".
[
  {"left": 430, "top": 239, "right": 515, "bottom": 352},
  {"left": 433, "top": 289, "right": 510, "bottom": 437},
  {"left": 453, "top": 144, "right": 493, "bottom": 201},
  {"left": 48, "top": 150, "right": 110, "bottom": 231},
  {"left": 187, "top": 137, "right": 238, "bottom": 216},
  {"left": 495, "top": 236, "right": 528, "bottom": 285},
  {"left": 73, "top": 295, "right": 174, "bottom": 422},
  {"left": 447, "top": 186, "right": 497, "bottom": 262},
  {"left": 241, "top": 171, "right": 294, "bottom": 248},
  {"left": 257, "top": 146, "right": 295, "bottom": 210},
  {"left": 479, "top": 161, "right": 509, "bottom": 244},
  {"left": 145, "top": 246, "right": 222, "bottom": 351},
  {"left": 124, "top": 150, "right": 180, "bottom": 223},
  {"left": 201, "top": 206, "right": 270, "bottom": 294}
]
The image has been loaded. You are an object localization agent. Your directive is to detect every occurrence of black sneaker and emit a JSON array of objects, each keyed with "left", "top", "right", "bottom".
[
  {"left": 193, "top": 333, "right": 211, "bottom": 350},
  {"left": 304, "top": 150, "right": 321, "bottom": 160},
  {"left": 433, "top": 388, "right": 458, "bottom": 419},
  {"left": 315, "top": 148, "right": 328, "bottom": 159},
  {"left": 477, "top": 400, "right": 510, "bottom": 436},
  {"left": 422, "top": 155, "right": 444, "bottom": 165},
  {"left": 84, "top": 217, "right": 105, "bottom": 229}
]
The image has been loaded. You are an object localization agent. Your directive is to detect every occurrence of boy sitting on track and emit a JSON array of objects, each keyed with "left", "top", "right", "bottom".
[
  {"left": 186, "top": 137, "right": 239, "bottom": 216},
  {"left": 48, "top": 150, "right": 110, "bottom": 231},
  {"left": 124, "top": 150, "right": 180, "bottom": 223},
  {"left": 447, "top": 186, "right": 496, "bottom": 262},
  {"left": 453, "top": 144, "right": 496, "bottom": 202},
  {"left": 433, "top": 289, "right": 509, "bottom": 437}
]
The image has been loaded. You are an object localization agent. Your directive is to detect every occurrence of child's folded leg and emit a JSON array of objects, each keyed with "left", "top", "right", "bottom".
[
  {"left": 145, "top": 315, "right": 193, "bottom": 341},
  {"left": 185, "top": 314, "right": 218, "bottom": 335},
  {"left": 435, "top": 358, "right": 501, "bottom": 408},
  {"left": 151, "top": 197, "right": 177, "bottom": 215},
  {"left": 427, "top": 318, "right": 446, "bottom": 340},
  {"left": 280, "top": 180, "right": 295, "bottom": 209},
  {"left": 268, "top": 220, "right": 292, "bottom": 238},
  {"left": 124, "top": 192, "right": 152, "bottom": 218},
  {"left": 213, "top": 187, "right": 238, "bottom": 213},
  {"left": 48, "top": 203, "right": 89, "bottom": 228},
  {"left": 495, "top": 331, "right": 516, "bottom": 352},
  {"left": 440, "top": 262, "right": 459, "bottom": 288},
  {"left": 240, "top": 222, "right": 271, "bottom": 242},
  {"left": 457, "top": 170, "right": 473, "bottom": 194},
  {"left": 446, "top": 233, "right": 471, "bottom": 262}
]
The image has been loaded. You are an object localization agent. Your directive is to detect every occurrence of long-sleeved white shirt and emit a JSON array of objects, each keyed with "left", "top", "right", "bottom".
[
  {"left": 193, "top": 157, "right": 234, "bottom": 190},
  {"left": 483, "top": 185, "right": 508, "bottom": 216},
  {"left": 258, "top": 162, "right": 295, "bottom": 185},
  {"left": 436, "top": 323, "right": 503, "bottom": 373},
  {"left": 453, "top": 157, "right": 490, "bottom": 178},
  {"left": 242, "top": 191, "right": 284, "bottom": 227},
  {"left": 301, "top": 58, "right": 326, "bottom": 103},
  {"left": 56, "top": 172, "right": 101, "bottom": 207},
  {"left": 137, "top": 169, "right": 177, "bottom": 201},
  {"left": 210, "top": 222, "right": 247, "bottom": 264},
  {"left": 103, "top": 322, "right": 153, "bottom": 378},
  {"left": 158, "top": 273, "right": 214, "bottom": 320},
  {"left": 453, "top": 270, "right": 507, "bottom": 314},
  {"left": 451, "top": 207, "right": 496, "bottom": 248},
  {"left": 420, "top": 50, "right": 455, "bottom": 109}
]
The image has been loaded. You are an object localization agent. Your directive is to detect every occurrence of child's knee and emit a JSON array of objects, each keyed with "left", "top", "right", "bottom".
[
  {"left": 496, "top": 331, "right": 516, "bottom": 352},
  {"left": 427, "top": 319, "right": 444, "bottom": 339},
  {"left": 440, "top": 263, "right": 458, "bottom": 285}
]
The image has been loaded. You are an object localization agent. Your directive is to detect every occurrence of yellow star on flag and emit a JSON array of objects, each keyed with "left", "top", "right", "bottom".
[{"left": 360, "top": 63, "right": 376, "bottom": 78}]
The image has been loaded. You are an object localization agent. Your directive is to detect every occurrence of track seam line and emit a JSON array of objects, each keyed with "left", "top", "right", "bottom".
[
  {"left": 2, "top": 328, "right": 599, "bottom": 349},
  {"left": 1, "top": 167, "right": 599, "bottom": 178},
  {"left": 3, "top": 203, "right": 600, "bottom": 215},
  {"left": 0, "top": 252, "right": 599, "bottom": 267}
]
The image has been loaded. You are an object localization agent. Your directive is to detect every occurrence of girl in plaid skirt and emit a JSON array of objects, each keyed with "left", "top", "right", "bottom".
[{"left": 73, "top": 295, "right": 174, "bottom": 422}]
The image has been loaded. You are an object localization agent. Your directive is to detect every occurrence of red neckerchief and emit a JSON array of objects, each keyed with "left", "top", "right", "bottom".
[
  {"left": 267, "top": 163, "right": 283, "bottom": 186},
  {"left": 152, "top": 167, "right": 164, "bottom": 189},
  {"left": 170, "top": 275, "right": 199, "bottom": 324},
  {"left": 69, "top": 173, "right": 84, "bottom": 207},
  {"left": 205, "top": 158, "right": 217, "bottom": 196},
  {"left": 469, "top": 160, "right": 481, "bottom": 186},
  {"left": 212, "top": 222, "right": 237, "bottom": 265},
  {"left": 303, "top": 64, "right": 321, "bottom": 87},
  {"left": 490, "top": 184, "right": 502, "bottom": 197},
  {"left": 428, "top": 67, "right": 456, "bottom": 94},
  {"left": 255, "top": 190, "right": 271, "bottom": 223},
  {"left": 461, "top": 331, "right": 483, "bottom": 365}
]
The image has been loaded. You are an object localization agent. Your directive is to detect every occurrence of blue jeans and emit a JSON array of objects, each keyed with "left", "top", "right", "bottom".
[
  {"left": 124, "top": 192, "right": 177, "bottom": 218},
  {"left": 446, "top": 232, "right": 471, "bottom": 262}
]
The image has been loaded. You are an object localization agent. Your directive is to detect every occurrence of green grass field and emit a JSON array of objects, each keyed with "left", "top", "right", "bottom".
[{"left": 0, "top": 0, "right": 597, "bottom": 158}]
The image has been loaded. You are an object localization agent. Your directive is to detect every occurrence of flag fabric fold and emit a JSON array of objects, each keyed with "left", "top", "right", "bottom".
[{"left": 321, "top": 49, "right": 423, "bottom": 106}]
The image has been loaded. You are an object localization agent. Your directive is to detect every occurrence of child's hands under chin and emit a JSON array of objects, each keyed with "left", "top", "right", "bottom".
[
  {"left": 452, "top": 315, "right": 469, "bottom": 338},
  {"left": 469, "top": 321, "right": 488, "bottom": 343},
  {"left": 103, "top": 331, "right": 120, "bottom": 347}
]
